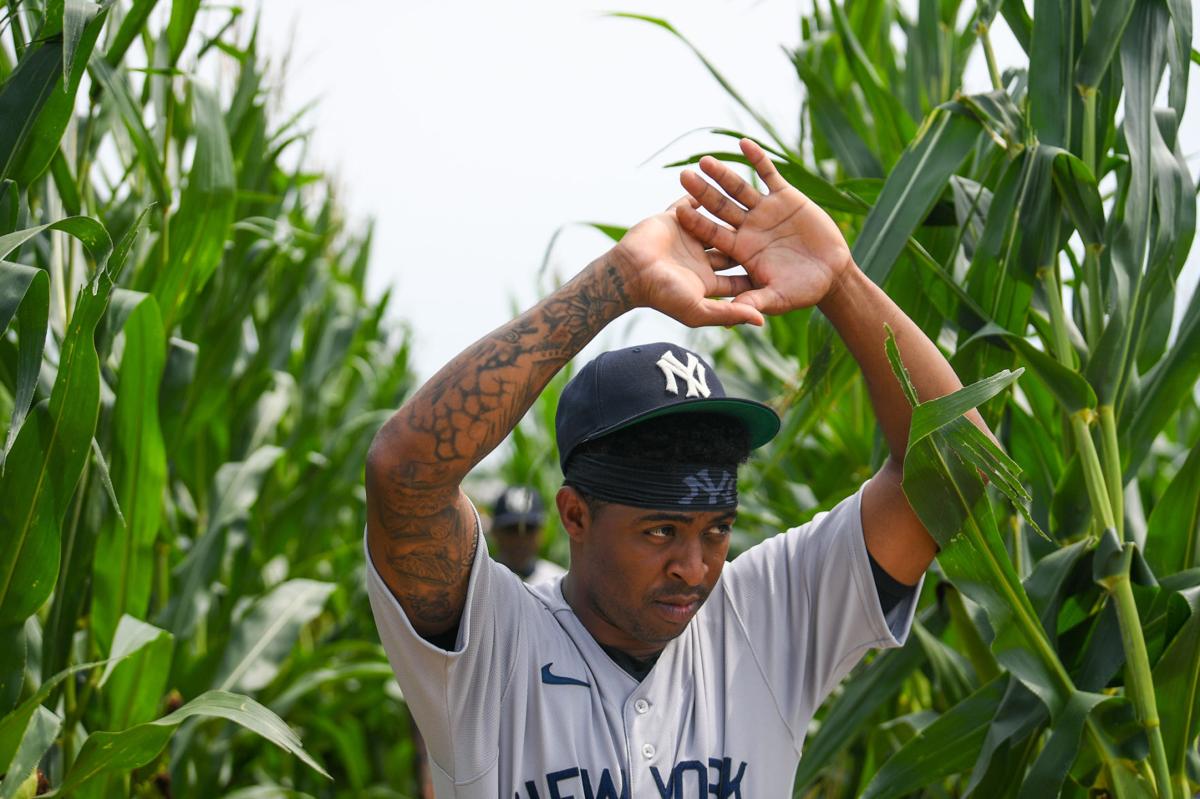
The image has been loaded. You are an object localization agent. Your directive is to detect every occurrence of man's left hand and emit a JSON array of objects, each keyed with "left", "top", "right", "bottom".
[{"left": 676, "top": 138, "right": 854, "bottom": 317}]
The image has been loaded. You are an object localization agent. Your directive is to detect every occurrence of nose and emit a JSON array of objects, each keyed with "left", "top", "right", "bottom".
[{"left": 667, "top": 537, "right": 707, "bottom": 587}]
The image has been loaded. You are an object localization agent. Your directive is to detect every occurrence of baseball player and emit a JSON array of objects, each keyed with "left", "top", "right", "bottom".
[
  {"left": 365, "top": 138, "right": 989, "bottom": 797},
  {"left": 490, "top": 486, "right": 567, "bottom": 585}
]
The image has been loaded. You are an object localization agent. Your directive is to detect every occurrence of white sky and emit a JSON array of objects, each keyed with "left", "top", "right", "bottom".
[{"left": 255, "top": 1, "right": 1198, "bottom": 380}]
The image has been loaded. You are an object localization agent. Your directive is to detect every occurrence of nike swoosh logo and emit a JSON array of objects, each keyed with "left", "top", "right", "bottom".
[{"left": 541, "top": 662, "right": 590, "bottom": 687}]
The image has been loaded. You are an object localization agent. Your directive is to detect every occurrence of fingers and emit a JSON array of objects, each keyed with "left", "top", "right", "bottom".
[
  {"left": 676, "top": 203, "right": 737, "bottom": 255},
  {"left": 733, "top": 286, "right": 787, "bottom": 316},
  {"left": 708, "top": 273, "right": 754, "bottom": 297},
  {"left": 706, "top": 249, "right": 738, "bottom": 271},
  {"left": 679, "top": 170, "right": 747, "bottom": 228},
  {"left": 684, "top": 297, "right": 764, "bottom": 328},
  {"left": 697, "top": 155, "right": 762, "bottom": 210},
  {"left": 666, "top": 196, "right": 700, "bottom": 213},
  {"left": 739, "top": 138, "right": 789, "bottom": 193}
]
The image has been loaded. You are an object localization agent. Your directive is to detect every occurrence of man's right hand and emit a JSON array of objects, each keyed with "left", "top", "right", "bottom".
[{"left": 611, "top": 198, "right": 765, "bottom": 328}]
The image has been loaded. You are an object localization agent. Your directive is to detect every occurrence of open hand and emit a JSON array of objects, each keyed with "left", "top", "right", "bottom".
[
  {"left": 611, "top": 198, "right": 765, "bottom": 328},
  {"left": 676, "top": 138, "right": 854, "bottom": 316}
]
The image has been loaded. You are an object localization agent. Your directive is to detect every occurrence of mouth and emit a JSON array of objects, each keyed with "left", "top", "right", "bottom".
[{"left": 651, "top": 596, "right": 703, "bottom": 623}]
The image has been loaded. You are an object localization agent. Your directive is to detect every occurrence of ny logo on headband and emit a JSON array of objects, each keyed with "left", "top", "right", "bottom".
[
  {"left": 656, "top": 350, "right": 711, "bottom": 398},
  {"left": 680, "top": 469, "right": 734, "bottom": 505}
]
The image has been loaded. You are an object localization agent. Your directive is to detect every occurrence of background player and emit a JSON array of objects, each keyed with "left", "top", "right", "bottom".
[{"left": 489, "top": 485, "right": 565, "bottom": 584}]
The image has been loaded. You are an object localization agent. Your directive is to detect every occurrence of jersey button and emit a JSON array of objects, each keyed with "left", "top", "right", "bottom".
[
  {"left": 634, "top": 699, "right": 650, "bottom": 714},
  {"left": 642, "top": 743, "right": 655, "bottom": 759}
]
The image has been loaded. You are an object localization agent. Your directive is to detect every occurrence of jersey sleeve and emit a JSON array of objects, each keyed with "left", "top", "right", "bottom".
[
  {"left": 364, "top": 504, "right": 531, "bottom": 785},
  {"left": 720, "top": 483, "right": 922, "bottom": 744}
]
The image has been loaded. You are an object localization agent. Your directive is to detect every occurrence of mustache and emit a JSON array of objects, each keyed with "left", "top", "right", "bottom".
[{"left": 649, "top": 587, "right": 709, "bottom": 604}]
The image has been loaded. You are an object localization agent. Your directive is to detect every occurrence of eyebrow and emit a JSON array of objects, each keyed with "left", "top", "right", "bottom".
[{"left": 634, "top": 511, "right": 737, "bottom": 524}]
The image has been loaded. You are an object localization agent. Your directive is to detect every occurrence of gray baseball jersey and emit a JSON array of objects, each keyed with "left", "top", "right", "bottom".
[{"left": 366, "top": 483, "right": 921, "bottom": 798}]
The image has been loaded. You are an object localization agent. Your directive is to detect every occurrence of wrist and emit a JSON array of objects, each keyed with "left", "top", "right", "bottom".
[
  {"left": 601, "top": 244, "right": 646, "bottom": 312},
  {"left": 816, "top": 257, "right": 865, "bottom": 317}
]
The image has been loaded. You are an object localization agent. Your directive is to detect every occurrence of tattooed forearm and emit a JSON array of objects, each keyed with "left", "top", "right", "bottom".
[{"left": 365, "top": 255, "right": 632, "bottom": 634}]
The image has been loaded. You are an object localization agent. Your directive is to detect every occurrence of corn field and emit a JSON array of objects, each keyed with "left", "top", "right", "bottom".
[{"left": 1, "top": 0, "right": 1198, "bottom": 797}]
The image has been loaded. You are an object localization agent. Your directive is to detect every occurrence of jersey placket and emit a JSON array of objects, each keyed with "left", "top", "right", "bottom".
[{"left": 624, "top": 688, "right": 658, "bottom": 796}]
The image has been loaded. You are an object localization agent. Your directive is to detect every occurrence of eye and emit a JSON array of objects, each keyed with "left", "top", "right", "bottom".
[
  {"left": 645, "top": 526, "right": 673, "bottom": 539},
  {"left": 708, "top": 524, "right": 732, "bottom": 538}
]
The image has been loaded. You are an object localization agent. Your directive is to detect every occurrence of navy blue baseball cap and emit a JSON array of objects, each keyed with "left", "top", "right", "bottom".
[
  {"left": 493, "top": 485, "right": 545, "bottom": 528},
  {"left": 555, "top": 342, "right": 781, "bottom": 470}
]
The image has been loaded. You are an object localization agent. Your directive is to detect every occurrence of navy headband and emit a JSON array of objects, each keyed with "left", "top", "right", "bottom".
[{"left": 563, "top": 452, "right": 738, "bottom": 510}]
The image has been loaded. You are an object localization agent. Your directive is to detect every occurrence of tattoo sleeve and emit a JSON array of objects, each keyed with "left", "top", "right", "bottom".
[{"left": 365, "top": 255, "right": 632, "bottom": 635}]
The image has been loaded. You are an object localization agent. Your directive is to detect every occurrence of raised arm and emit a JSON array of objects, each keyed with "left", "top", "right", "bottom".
[
  {"left": 365, "top": 200, "right": 763, "bottom": 639},
  {"left": 676, "top": 138, "right": 991, "bottom": 585}
]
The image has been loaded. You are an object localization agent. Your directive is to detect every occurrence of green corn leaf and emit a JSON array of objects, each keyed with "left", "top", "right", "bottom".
[
  {"left": 861, "top": 676, "right": 1007, "bottom": 799},
  {"left": 0, "top": 706, "right": 60, "bottom": 799},
  {"left": 851, "top": 105, "right": 979, "bottom": 285},
  {"left": 269, "top": 661, "right": 395, "bottom": 717},
  {"left": 1087, "top": 0, "right": 1167, "bottom": 407},
  {"left": 9, "top": 2, "right": 106, "bottom": 186},
  {"left": 957, "top": 90, "right": 1025, "bottom": 152},
  {"left": 791, "top": 52, "right": 883, "bottom": 178},
  {"left": 47, "top": 150, "right": 80, "bottom": 215},
  {"left": 1017, "top": 691, "right": 1113, "bottom": 798},
  {"left": 213, "top": 580, "right": 335, "bottom": 693},
  {"left": 1075, "top": 0, "right": 1137, "bottom": 92},
  {"left": 90, "top": 291, "right": 166, "bottom": 651},
  {"left": 0, "top": 38, "right": 62, "bottom": 185},
  {"left": 99, "top": 616, "right": 173, "bottom": 730},
  {"left": 911, "top": 622, "right": 975, "bottom": 706},
  {"left": 1049, "top": 148, "right": 1105, "bottom": 247},
  {"left": 102, "top": 0, "right": 158, "bottom": 66},
  {"left": 584, "top": 222, "right": 624, "bottom": 242},
  {"left": 0, "top": 623, "right": 23, "bottom": 715},
  {"left": 1143, "top": 441, "right": 1200, "bottom": 576},
  {"left": 1131, "top": 108, "right": 1196, "bottom": 376},
  {"left": 963, "top": 676, "right": 1046, "bottom": 793},
  {"left": 0, "top": 216, "right": 112, "bottom": 269},
  {"left": 793, "top": 614, "right": 938, "bottom": 789},
  {"left": 829, "top": 0, "right": 914, "bottom": 154},
  {"left": 1000, "top": 0, "right": 1033, "bottom": 54},
  {"left": 1153, "top": 598, "right": 1200, "bottom": 786},
  {"left": 885, "top": 329, "right": 1072, "bottom": 719},
  {"left": 1163, "top": 0, "right": 1191, "bottom": 117},
  {"left": 0, "top": 262, "right": 48, "bottom": 468},
  {"left": 1124, "top": 293, "right": 1200, "bottom": 476},
  {"left": 151, "top": 83, "right": 234, "bottom": 330},
  {"left": 165, "top": 0, "right": 201, "bottom": 67},
  {"left": 55, "top": 690, "right": 329, "bottom": 794},
  {"left": 62, "top": 1, "right": 101, "bottom": 90},
  {"left": 1024, "top": 539, "right": 1092, "bottom": 642},
  {"left": 0, "top": 660, "right": 103, "bottom": 768},
  {"left": 1028, "top": 0, "right": 1075, "bottom": 148},
  {"left": 962, "top": 323, "right": 1097, "bottom": 414},
  {"left": 608, "top": 14, "right": 787, "bottom": 150},
  {"left": 88, "top": 59, "right": 169, "bottom": 207},
  {"left": 162, "top": 446, "right": 284, "bottom": 637},
  {"left": 908, "top": 367, "right": 1023, "bottom": 444},
  {"left": 0, "top": 243, "right": 115, "bottom": 627}
]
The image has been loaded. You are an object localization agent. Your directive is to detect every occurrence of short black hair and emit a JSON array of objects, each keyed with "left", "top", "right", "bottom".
[{"left": 564, "top": 413, "right": 751, "bottom": 516}]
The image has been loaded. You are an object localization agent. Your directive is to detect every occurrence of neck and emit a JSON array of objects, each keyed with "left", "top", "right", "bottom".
[{"left": 561, "top": 573, "right": 665, "bottom": 660}]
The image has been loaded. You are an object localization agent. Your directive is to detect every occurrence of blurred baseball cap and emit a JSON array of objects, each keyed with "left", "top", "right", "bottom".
[
  {"left": 555, "top": 342, "right": 781, "bottom": 470},
  {"left": 492, "top": 485, "right": 546, "bottom": 528}
]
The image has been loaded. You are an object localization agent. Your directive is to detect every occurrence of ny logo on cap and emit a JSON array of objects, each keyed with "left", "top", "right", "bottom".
[
  {"left": 656, "top": 350, "right": 711, "bottom": 398},
  {"left": 681, "top": 469, "right": 734, "bottom": 505}
]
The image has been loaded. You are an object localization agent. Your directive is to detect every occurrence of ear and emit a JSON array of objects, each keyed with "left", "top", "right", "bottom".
[{"left": 556, "top": 486, "right": 590, "bottom": 542}]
